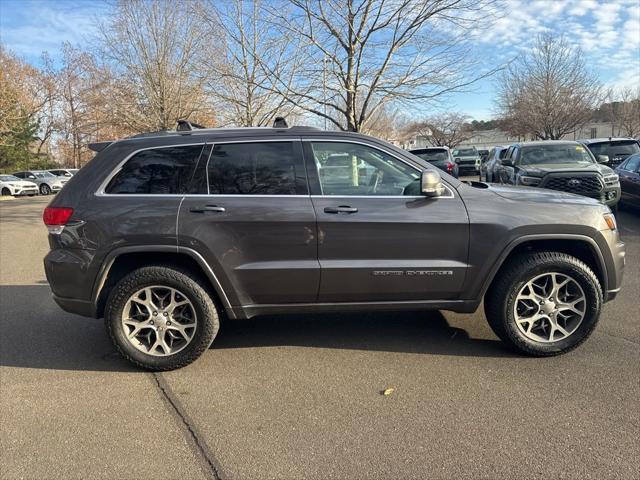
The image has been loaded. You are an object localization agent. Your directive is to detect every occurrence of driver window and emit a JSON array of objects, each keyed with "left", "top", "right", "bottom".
[{"left": 310, "top": 142, "right": 420, "bottom": 196}]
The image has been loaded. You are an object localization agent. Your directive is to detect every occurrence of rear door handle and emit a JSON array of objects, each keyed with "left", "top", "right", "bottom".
[
  {"left": 190, "top": 205, "right": 226, "bottom": 213},
  {"left": 324, "top": 205, "right": 358, "bottom": 214}
]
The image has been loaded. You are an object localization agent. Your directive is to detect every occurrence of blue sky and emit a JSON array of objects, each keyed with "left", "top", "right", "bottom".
[{"left": 1, "top": 0, "right": 638, "bottom": 121}]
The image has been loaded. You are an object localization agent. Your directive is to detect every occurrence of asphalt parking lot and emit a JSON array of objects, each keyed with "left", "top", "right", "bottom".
[{"left": 1, "top": 195, "right": 638, "bottom": 480}]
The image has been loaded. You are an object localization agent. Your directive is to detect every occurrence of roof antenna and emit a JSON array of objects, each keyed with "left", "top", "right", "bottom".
[{"left": 273, "top": 116, "right": 288, "bottom": 128}]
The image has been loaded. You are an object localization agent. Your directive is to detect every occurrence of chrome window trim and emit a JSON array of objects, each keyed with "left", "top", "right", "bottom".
[
  {"left": 303, "top": 138, "right": 455, "bottom": 199},
  {"left": 96, "top": 142, "right": 208, "bottom": 196},
  {"left": 96, "top": 138, "right": 303, "bottom": 197},
  {"left": 205, "top": 138, "right": 302, "bottom": 196}
]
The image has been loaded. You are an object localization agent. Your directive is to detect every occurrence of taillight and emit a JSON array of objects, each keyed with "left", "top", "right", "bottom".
[
  {"left": 43, "top": 207, "right": 74, "bottom": 234},
  {"left": 447, "top": 163, "right": 454, "bottom": 171}
]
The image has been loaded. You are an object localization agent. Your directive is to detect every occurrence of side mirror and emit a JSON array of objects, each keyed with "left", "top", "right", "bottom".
[
  {"left": 453, "top": 157, "right": 460, "bottom": 163},
  {"left": 501, "top": 158, "right": 513, "bottom": 167},
  {"left": 28, "top": 175, "right": 36, "bottom": 179},
  {"left": 421, "top": 170, "right": 445, "bottom": 197},
  {"left": 597, "top": 155, "right": 609, "bottom": 164}
]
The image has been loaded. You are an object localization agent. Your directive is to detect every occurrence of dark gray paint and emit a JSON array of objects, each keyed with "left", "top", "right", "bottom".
[{"left": 44, "top": 128, "right": 625, "bottom": 321}]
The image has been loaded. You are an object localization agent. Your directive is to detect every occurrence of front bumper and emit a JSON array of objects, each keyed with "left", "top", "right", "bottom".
[{"left": 14, "top": 188, "right": 39, "bottom": 196}]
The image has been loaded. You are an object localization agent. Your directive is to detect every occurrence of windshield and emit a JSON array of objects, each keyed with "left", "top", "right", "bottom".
[
  {"left": 0, "top": 175, "right": 21, "bottom": 182},
  {"left": 452, "top": 148, "right": 477, "bottom": 157},
  {"left": 413, "top": 149, "right": 448, "bottom": 162},
  {"left": 34, "top": 171, "right": 55, "bottom": 178},
  {"left": 587, "top": 141, "right": 640, "bottom": 158},
  {"left": 520, "top": 144, "right": 595, "bottom": 165}
]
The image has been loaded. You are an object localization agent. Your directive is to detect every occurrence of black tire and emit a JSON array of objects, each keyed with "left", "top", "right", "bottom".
[
  {"left": 105, "top": 265, "right": 219, "bottom": 371},
  {"left": 40, "top": 183, "right": 51, "bottom": 195},
  {"left": 1, "top": 187, "right": 10, "bottom": 196},
  {"left": 484, "top": 251, "right": 602, "bottom": 356}
]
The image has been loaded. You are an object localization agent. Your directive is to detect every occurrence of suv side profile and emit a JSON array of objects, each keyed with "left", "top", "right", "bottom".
[{"left": 44, "top": 124, "right": 625, "bottom": 370}]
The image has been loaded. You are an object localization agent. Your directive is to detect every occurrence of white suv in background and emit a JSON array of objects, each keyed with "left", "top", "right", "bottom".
[
  {"left": 12, "top": 170, "right": 68, "bottom": 195},
  {"left": 0, "top": 174, "right": 39, "bottom": 197}
]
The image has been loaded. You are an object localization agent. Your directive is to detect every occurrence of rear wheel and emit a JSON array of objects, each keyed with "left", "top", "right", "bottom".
[
  {"left": 105, "top": 266, "right": 219, "bottom": 370},
  {"left": 484, "top": 252, "right": 602, "bottom": 356},
  {"left": 40, "top": 184, "right": 51, "bottom": 195}
]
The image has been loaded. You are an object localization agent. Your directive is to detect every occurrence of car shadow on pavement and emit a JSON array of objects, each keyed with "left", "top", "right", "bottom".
[
  {"left": 214, "top": 310, "right": 514, "bottom": 358},
  {"left": 0, "top": 285, "right": 513, "bottom": 372},
  {"left": 0, "top": 285, "right": 138, "bottom": 372}
]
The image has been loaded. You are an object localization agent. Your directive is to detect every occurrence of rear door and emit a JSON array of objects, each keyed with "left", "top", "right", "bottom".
[
  {"left": 178, "top": 138, "right": 319, "bottom": 307},
  {"left": 303, "top": 139, "right": 469, "bottom": 303}
]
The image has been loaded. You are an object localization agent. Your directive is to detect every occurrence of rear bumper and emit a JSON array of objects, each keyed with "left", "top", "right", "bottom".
[
  {"left": 44, "top": 248, "right": 99, "bottom": 318},
  {"left": 52, "top": 295, "right": 96, "bottom": 317}
]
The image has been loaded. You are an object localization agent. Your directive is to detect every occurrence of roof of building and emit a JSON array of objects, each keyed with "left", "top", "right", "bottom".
[{"left": 577, "top": 137, "right": 637, "bottom": 144}]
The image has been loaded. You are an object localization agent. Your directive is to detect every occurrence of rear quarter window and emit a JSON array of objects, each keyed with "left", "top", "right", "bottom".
[{"left": 105, "top": 145, "right": 204, "bottom": 194}]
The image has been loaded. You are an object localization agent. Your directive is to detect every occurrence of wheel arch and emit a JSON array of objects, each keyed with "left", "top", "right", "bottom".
[
  {"left": 93, "top": 246, "right": 236, "bottom": 319},
  {"left": 481, "top": 235, "right": 607, "bottom": 299}
]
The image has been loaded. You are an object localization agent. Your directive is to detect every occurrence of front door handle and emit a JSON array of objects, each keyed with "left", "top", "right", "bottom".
[
  {"left": 190, "top": 205, "right": 226, "bottom": 213},
  {"left": 324, "top": 205, "right": 358, "bottom": 214}
]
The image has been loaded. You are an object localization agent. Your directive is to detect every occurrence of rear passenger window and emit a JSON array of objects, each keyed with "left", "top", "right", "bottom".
[
  {"left": 105, "top": 145, "right": 204, "bottom": 194},
  {"left": 207, "top": 142, "right": 298, "bottom": 195}
]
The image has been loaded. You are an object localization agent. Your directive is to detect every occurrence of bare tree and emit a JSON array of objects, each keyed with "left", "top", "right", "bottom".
[
  {"left": 608, "top": 87, "right": 640, "bottom": 138},
  {"left": 198, "top": 0, "right": 300, "bottom": 127},
  {"left": 262, "top": 0, "right": 498, "bottom": 132},
  {"left": 404, "top": 112, "right": 473, "bottom": 148},
  {"left": 497, "top": 33, "right": 602, "bottom": 140},
  {"left": 97, "top": 0, "right": 214, "bottom": 132}
]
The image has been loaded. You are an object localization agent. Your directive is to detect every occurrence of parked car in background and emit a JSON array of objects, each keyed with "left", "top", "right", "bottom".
[
  {"left": 44, "top": 121, "right": 624, "bottom": 370},
  {"left": 615, "top": 153, "right": 640, "bottom": 209},
  {"left": 496, "top": 141, "right": 620, "bottom": 209},
  {"left": 0, "top": 174, "right": 39, "bottom": 197},
  {"left": 578, "top": 138, "right": 640, "bottom": 169},
  {"left": 451, "top": 146, "right": 481, "bottom": 175},
  {"left": 480, "top": 146, "right": 509, "bottom": 182},
  {"left": 409, "top": 146, "right": 459, "bottom": 178},
  {"left": 12, "top": 170, "right": 68, "bottom": 195},
  {"left": 49, "top": 168, "right": 79, "bottom": 177}
]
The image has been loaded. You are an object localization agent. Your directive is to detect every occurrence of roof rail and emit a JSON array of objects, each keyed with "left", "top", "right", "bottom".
[{"left": 176, "top": 120, "right": 206, "bottom": 132}]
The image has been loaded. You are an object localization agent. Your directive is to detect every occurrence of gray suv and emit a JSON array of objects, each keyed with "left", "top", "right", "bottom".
[{"left": 44, "top": 124, "right": 625, "bottom": 370}]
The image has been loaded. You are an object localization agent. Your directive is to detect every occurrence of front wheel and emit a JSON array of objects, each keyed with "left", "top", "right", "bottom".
[
  {"left": 484, "top": 252, "right": 602, "bottom": 356},
  {"left": 1, "top": 187, "right": 11, "bottom": 196},
  {"left": 105, "top": 266, "right": 220, "bottom": 370},
  {"left": 40, "top": 184, "right": 51, "bottom": 195}
]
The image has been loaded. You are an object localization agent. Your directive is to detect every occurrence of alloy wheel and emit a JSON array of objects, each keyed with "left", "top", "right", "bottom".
[
  {"left": 121, "top": 286, "right": 197, "bottom": 356},
  {"left": 513, "top": 272, "right": 586, "bottom": 343}
]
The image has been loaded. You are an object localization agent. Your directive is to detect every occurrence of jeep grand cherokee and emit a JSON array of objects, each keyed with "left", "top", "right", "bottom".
[{"left": 44, "top": 123, "right": 625, "bottom": 370}]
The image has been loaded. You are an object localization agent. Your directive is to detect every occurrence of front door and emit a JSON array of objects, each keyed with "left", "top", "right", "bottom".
[
  {"left": 178, "top": 139, "right": 319, "bottom": 307},
  {"left": 304, "top": 140, "right": 469, "bottom": 303}
]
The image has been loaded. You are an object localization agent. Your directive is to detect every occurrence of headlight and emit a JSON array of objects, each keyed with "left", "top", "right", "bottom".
[
  {"left": 604, "top": 174, "right": 619, "bottom": 186},
  {"left": 519, "top": 175, "right": 541, "bottom": 186},
  {"left": 603, "top": 213, "right": 617, "bottom": 231}
]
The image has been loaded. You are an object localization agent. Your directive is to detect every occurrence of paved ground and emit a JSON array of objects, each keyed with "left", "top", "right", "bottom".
[{"left": 1, "top": 195, "right": 638, "bottom": 480}]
